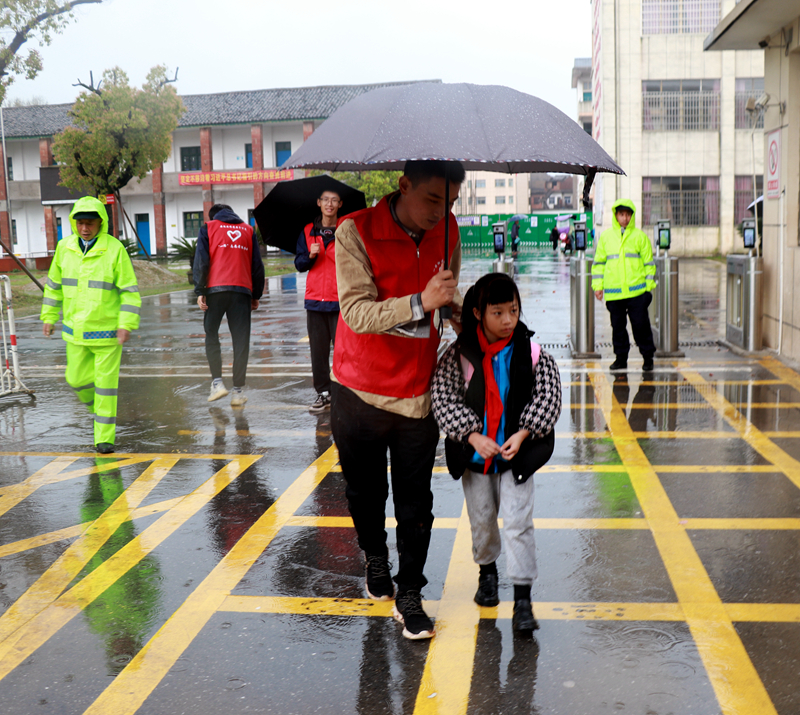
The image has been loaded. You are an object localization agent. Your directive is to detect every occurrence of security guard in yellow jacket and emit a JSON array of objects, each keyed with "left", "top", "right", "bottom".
[
  {"left": 41, "top": 196, "right": 141, "bottom": 453},
  {"left": 591, "top": 199, "right": 656, "bottom": 372}
]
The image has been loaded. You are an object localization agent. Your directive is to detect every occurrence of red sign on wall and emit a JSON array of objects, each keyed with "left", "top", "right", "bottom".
[{"left": 766, "top": 129, "right": 781, "bottom": 199}]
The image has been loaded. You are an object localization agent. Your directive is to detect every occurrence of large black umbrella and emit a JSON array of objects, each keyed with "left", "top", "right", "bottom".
[
  {"left": 254, "top": 175, "right": 367, "bottom": 253},
  {"left": 285, "top": 82, "right": 624, "bottom": 272}
]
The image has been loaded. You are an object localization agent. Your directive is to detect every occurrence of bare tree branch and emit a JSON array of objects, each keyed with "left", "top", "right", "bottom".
[{"left": 72, "top": 70, "right": 102, "bottom": 95}]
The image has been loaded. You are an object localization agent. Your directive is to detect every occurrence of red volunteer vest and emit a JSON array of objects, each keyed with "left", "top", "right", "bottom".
[
  {"left": 304, "top": 223, "right": 339, "bottom": 303},
  {"left": 333, "top": 197, "right": 458, "bottom": 400},
  {"left": 206, "top": 220, "right": 255, "bottom": 291}
]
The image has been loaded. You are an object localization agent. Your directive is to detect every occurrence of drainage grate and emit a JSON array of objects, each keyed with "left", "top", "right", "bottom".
[{"left": 545, "top": 340, "right": 723, "bottom": 350}]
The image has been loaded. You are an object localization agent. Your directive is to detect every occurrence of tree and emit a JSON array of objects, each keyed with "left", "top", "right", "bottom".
[
  {"left": 308, "top": 170, "right": 401, "bottom": 207},
  {"left": 0, "top": 0, "right": 103, "bottom": 105},
  {"left": 52, "top": 65, "right": 185, "bottom": 255}
]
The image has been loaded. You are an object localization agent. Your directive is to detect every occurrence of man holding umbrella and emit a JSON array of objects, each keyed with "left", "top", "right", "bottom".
[
  {"left": 331, "top": 160, "right": 465, "bottom": 640},
  {"left": 294, "top": 189, "right": 342, "bottom": 413}
]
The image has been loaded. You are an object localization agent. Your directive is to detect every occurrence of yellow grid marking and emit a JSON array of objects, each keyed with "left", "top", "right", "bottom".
[
  {"left": 82, "top": 446, "right": 337, "bottom": 715},
  {"left": 589, "top": 371, "right": 777, "bottom": 715},
  {"left": 0, "top": 455, "right": 260, "bottom": 683}
]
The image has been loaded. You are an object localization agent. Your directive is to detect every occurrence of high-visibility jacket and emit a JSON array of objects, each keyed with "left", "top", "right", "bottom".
[
  {"left": 591, "top": 198, "right": 656, "bottom": 301},
  {"left": 41, "top": 196, "right": 141, "bottom": 346}
]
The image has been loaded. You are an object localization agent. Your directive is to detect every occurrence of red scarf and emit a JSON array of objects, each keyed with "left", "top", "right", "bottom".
[{"left": 477, "top": 327, "right": 513, "bottom": 474}]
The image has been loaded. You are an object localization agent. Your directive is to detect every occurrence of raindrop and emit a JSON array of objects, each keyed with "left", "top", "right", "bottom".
[
  {"left": 563, "top": 681, "right": 576, "bottom": 688},
  {"left": 226, "top": 678, "right": 247, "bottom": 691},
  {"left": 220, "top": 622, "right": 232, "bottom": 629}
]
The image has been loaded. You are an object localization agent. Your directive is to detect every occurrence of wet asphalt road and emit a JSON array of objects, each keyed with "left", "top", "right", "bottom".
[{"left": 0, "top": 249, "right": 799, "bottom": 715}]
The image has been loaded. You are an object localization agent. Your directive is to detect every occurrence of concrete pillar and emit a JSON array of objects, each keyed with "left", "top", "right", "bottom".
[
  {"left": 39, "top": 138, "right": 58, "bottom": 251},
  {"left": 0, "top": 141, "right": 10, "bottom": 250},
  {"left": 251, "top": 124, "right": 265, "bottom": 207},
  {"left": 152, "top": 164, "right": 167, "bottom": 256},
  {"left": 200, "top": 127, "right": 214, "bottom": 221}
]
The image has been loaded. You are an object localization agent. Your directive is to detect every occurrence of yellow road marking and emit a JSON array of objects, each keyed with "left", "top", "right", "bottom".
[
  {"left": 82, "top": 447, "right": 336, "bottom": 715},
  {"left": 0, "top": 458, "right": 178, "bottom": 643},
  {"left": 590, "top": 371, "right": 777, "bottom": 715},
  {"left": 415, "top": 501, "right": 479, "bottom": 715},
  {"left": 0, "top": 456, "right": 260, "bottom": 681}
]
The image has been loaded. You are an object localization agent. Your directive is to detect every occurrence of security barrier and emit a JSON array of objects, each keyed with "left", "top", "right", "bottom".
[
  {"left": 569, "top": 255, "right": 600, "bottom": 358},
  {"left": 726, "top": 254, "right": 763, "bottom": 352},
  {"left": 650, "top": 255, "right": 684, "bottom": 357},
  {"left": 0, "top": 275, "right": 34, "bottom": 398}
]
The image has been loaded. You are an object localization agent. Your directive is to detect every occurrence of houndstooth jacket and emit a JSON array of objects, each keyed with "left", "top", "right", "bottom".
[{"left": 431, "top": 339, "right": 562, "bottom": 445}]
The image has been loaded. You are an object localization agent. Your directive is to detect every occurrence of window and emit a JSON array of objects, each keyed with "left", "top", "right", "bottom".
[
  {"left": 467, "top": 180, "right": 472, "bottom": 189},
  {"left": 642, "top": 79, "right": 720, "bottom": 130},
  {"left": 583, "top": 121, "right": 593, "bottom": 134},
  {"left": 496, "top": 196, "right": 506, "bottom": 205},
  {"left": 508, "top": 196, "right": 514, "bottom": 204},
  {"left": 495, "top": 178, "right": 506, "bottom": 188},
  {"left": 735, "top": 78, "right": 765, "bottom": 129},
  {"left": 275, "top": 141, "right": 291, "bottom": 167},
  {"left": 180, "top": 146, "right": 202, "bottom": 171},
  {"left": 6, "top": 156, "right": 12, "bottom": 181},
  {"left": 583, "top": 91, "right": 592, "bottom": 102},
  {"left": 183, "top": 211, "right": 203, "bottom": 238},
  {"left": 476, "top": 179, "right": 486, "bottom": 188},
  {"left": 245, "top": 143, "right": 253, "bottom": 169},
  {"left": 642, "top": 176, "right": 720, "bottom": 226},
  {"left": 565, "top": 195, "right": 572, "bottom": 206},
  {"left": 10, "top": 218, "right": 16, "bottom": 247},
  {"left": 734, "top": 175, "right": 763, "bottom": 224},
  {"left": 642, "top": 0, "right": 720, "bottom": 35},
  {"left": 477, "top": 197, "right": 486, "bottom": 205},
  {"left": 509, "top": 178, "right": 514, "bottom": 188}
]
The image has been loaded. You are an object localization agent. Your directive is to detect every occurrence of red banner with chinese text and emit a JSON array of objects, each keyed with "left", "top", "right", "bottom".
[{"left": 179, "top": 169, "right": 295, "bottom": 186}]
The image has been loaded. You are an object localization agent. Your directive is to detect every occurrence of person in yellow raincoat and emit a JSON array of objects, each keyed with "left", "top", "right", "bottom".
[
  {"left": 40, "top": 196, "right": 141, "bottom": 453},
  {"left": 591, "top": 199, "right": 656, "bottom": 372}
]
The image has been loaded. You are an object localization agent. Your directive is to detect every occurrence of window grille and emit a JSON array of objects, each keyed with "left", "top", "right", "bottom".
[
  {"left": 734, "top": 79, "right": 765, "bottom": 129},
  {"left": 642, "top": 0, "right": 720, "bottom": 35},
  {"left": 734, "top": 176, "right": 762, "bottom": 225},
  {"left": 642, "top": 177, "right": 720, "bottom": 226},
  {"left": 643, "top": 87, "right": 719, "bottom": 131},
  {"left": 183, "top": 211, "right": 203, "bottom": 239}
]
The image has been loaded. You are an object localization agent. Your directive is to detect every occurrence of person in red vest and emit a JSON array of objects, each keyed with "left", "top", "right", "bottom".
[
  {"left": 193, "top": 204, "right": 265, "bottom": 407},
  {"left": 331, "top": 160, "right": 465, "bottom": 640},
  {"left": 294, "top": 189, "right": 342, "bottom": 414}
]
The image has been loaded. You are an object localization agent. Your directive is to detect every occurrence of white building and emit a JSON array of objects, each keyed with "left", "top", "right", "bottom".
[
  {"left": 590, "top": 0, "right": 764, "bottom": 255},
  {"left": 454, "top": 171, "right": 530, "bottom": 216}
]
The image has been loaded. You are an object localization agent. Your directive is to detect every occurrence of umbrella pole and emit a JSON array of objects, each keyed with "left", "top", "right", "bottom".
[{"left": 441, "top": 165, "right": 452, "bottom": 320}]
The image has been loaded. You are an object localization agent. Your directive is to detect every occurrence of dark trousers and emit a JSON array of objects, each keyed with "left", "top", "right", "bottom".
[
  {"left": 204, "top": 291, "right": 251, "bottom": 387},
  {"left": 307, "top": 310, "right": 338, "bottom": 394},
  {"left": 606, "top": 291, "right": 656, "bottom": 360},
  {"left": 331, "top": 382, "right": 438, "bottom": 590}
]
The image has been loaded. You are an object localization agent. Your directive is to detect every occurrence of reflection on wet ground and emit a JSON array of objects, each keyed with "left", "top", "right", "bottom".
[{"left": 1, "top": 252, "right": 799, "bottom": 714}]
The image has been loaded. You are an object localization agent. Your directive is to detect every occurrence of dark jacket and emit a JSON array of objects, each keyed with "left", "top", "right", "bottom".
[
  {"left": 193, "top": 208, "right": 264, "bottom": 299},
  {"left": 431, "top": 321, "right": 561, "bottom": 484}
]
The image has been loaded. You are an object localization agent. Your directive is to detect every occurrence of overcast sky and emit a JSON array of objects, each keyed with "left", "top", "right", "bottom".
[{"left": 6, "top": 0, "right": 592, "bottom": 119}]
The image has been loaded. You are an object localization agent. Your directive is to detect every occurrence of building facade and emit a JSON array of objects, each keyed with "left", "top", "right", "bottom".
[
  {"left": 453, "top": 171, "right": 530, "bottom": 217},
  {"left": 705, "top": 0, "right": 800, "bottom": 361},
  {"left": 591, "top": 0, "right": 764, "bottom": 256},
  {"left": 0, "top": 82, "right": 422, "bottom": 257}
]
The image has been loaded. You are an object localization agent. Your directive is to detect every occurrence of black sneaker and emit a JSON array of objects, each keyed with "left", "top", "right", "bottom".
[
  {"left": 642, "top": 357, "right": 654, "bottom": 372},
  {"left": 512, "top": 599, "right": 540, "bottom": 632},
  {"left": 95, "top": 443, "right": 115, "bottom": 454},
  {"left": 393, "top": 589, "right": 434, "bottom": 640},
  {"left": 309, "top": 392, "right": 331, "bottom": 414},
  {"left": 365, "top": 555, "right": 394, "bottom": 601},
  {"left": 474, "top": 573, "right": 499, "bottom": 607},
  {"left": 609, "top": 358, "right": 628, "bottom": 371}
]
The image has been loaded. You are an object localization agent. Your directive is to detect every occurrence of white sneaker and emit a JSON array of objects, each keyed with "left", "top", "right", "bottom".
[
  {"left": 208, "top": 379, "right": 229, "bottom": 402},
  {"left": 230, "top": 386, "right": 247, "bottom": 407}
]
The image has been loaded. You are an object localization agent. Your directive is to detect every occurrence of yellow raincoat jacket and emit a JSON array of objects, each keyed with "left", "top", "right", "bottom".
[{"left": 591, "top": 199, "right": 656, "bottom": 301}]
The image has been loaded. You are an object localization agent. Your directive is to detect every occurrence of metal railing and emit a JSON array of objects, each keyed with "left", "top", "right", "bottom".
[
  {"left": 642, "top": 91, "right": 720, "bottom": 131},
  {"left": 642, "top": 190, "right": 720, "bottom": 226},
  {"left": 0, "top": 276, "right": 33, "bottom": 399},
  {"left": 642, "top": 0, "right": 720, "bottom": 35}
]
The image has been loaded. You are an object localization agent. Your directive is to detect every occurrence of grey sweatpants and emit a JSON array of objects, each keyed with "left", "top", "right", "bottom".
[{"left": 461, "top": 468, "right": 537, "bottom": 586}]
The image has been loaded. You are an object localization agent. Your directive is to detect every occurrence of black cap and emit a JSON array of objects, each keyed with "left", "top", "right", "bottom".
[{"left": 73, "top": 211, "right": 102, "bottom": 220}]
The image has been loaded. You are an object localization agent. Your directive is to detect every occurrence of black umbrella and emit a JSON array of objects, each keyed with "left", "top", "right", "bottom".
[
  {"left": 285, "top": 82, "right": 624, "bottom": 273},
  {"left": 253, "top": 175, "right": 367, "bottom": 253}
]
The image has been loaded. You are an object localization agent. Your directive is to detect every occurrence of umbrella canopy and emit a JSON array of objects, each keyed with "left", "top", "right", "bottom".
[
  {"left": 253, "top": 175, "right": 367, "bottom": 253},
  {"left": 285, "top": 82, "right": 624, "bottom": 178},
  {"left": 506, "top": 214, "right": 527, "bottom": 225},
  {"left": 747, "top": 195, "right": 764, "bottom": 211}
]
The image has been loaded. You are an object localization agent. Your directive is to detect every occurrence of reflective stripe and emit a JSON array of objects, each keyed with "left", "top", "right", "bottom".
[
  {"left": 592, "top": 261, "right": 606, "bottom": 266},
  {"left": 62, "top": 324, "right": 73, "bottom": 335},
  {"left": 94, "top": 414, "right": 117, "bottom": 425},
  {"left": 62, "top": 278, "right": 78, "bottom": 287},
  {"left": 605, "top": 253, "right": 620, "bottom": 260},
  {"left": 120, "top": 304, "right": 140, "bottom": 314},
  {"left": 72, "top": 382, "right": 95, "bottom": 392},
  {"left": 119, "top": 285, "right": 139, "bottom": 293},
  {"left": 88, "top": 280, "right": 117, "bottom": 291},
  {"left": 629, "top": 282, "right": 646, "bottom": 291},
  {"left": 605, "top": 288, "right": 622, "bottom": 294},
  {"left": 42, "top": 297, "right": 62, "bottom": 307},
  {"left": 83, "top": 330, "right": 118, "bottom": 339},
  {"left": 625, "top": 253, "right": 640, "bottom": 258},
  {"left": 95, "top": 387, "right": 118, "bottom": 397},
  {"left": 644, "top": 261, "right": 655, "bottom": 266},
  {"left": 46, "top": 278, "right": 62, "bottom": 290}
]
